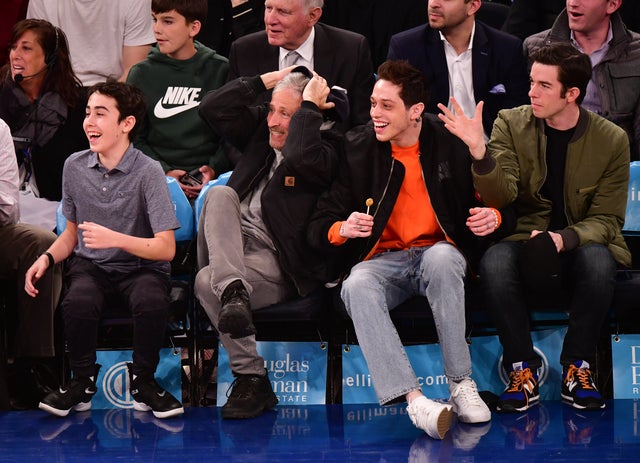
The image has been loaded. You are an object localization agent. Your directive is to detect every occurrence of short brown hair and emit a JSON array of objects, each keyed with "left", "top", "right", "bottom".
[
  {"left": 152, "top": 0, "right": 208, "bottom": 24},
  {"left": 529, "top": 43, "right": 592, "bottom": 105},
  {"left": 87, "top": 81, "right": 147, "bottom": 140},
  {"left": 376, "top": 60, "right": 430, "bottom": 108}
]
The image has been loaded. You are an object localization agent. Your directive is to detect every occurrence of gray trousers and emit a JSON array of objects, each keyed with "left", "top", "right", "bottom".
[
  {"left": 194, "top": 186, "right": 294, "bottom": 375},
  {"left": 0, "top": 223, "right": 61, "bottom": 358}
]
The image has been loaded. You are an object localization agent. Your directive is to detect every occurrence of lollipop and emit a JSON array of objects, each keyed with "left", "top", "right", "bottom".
[{"left": 365, "top": 198, "right": 374, "bottom": 215}]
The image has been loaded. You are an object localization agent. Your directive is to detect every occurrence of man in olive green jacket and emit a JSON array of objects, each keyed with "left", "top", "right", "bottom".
[{"left": 439, "top": 43, "right": 630, "bottom": 413}]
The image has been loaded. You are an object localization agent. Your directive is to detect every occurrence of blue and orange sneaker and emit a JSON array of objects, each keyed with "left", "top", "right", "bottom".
[
  {"left": 561, "top": 360, "right": 605, "bottom": 410},
  {"left": 497, "top": 362, "right": 540, "bottom": 413}
]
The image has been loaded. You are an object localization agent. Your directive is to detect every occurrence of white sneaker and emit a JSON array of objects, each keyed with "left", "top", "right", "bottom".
[
  {"left": 407, "top": 396, "right": 453, "bottom": 439},
  {"left": 449, "top": 378, "right": 491, "bottom": 424}
]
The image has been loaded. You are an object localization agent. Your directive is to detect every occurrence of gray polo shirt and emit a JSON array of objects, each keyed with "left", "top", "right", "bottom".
[{"left": 62, "top": 144, "right": 179, "bottom": 274}]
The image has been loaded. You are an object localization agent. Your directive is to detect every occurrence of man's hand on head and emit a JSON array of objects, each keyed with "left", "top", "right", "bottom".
[
  {"left": 303, "top": 74, "right": 335, "bottom": 111},
  {"left": 261, "top": 66, "right": 298, "bottom": 90}
]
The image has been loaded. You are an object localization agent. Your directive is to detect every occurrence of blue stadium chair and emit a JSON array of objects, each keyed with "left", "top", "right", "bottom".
[
  {"left": 615, "top": 161, "right": 640, "bottom": 332},
  {"left": 193, "top": 171, "right": 232, "bottom": 231},
  {"left": 166, "top": 177, "right": 195, "bottom": 242},
  {"left": 623, "top": 161, "right": 640, "bottom": 236}
]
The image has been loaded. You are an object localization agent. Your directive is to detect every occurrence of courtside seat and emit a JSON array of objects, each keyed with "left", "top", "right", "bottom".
[
  {"left": 612, "top": 162, "right": 640, "bottom": 331},
  {"left": 622, "top": 161, "right": 640, "bottom": 237},
  {"left": 166, "top": 176, "right": 195, "bottom": 242},
  {"left": 193, "top": 171, "right": 232, "bottom": 231},
  {"left": 252, "top": 289, "right": 329, "bottom": 342},
  {"left": 612, "top": 270, "right": 640, "bottom": 333}
]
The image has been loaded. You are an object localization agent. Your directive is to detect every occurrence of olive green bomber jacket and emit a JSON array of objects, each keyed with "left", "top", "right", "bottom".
[{"left": 472, "top": 105, "right": 632, "bottom": 267}]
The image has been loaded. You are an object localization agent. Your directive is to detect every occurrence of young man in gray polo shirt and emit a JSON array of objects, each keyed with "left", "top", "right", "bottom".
[{"left": 25, "top": 81, "right": 184, "bottom": 419}]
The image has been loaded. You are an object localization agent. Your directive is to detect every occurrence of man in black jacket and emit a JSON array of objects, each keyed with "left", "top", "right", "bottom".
[
  {"left": 308, "top": 60, "right": 503, "bottom": 439},
  {"left": 195, "top": 66, "right": 342, "bottom": 419}
]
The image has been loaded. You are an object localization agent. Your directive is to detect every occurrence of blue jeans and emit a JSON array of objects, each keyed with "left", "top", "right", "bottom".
[
  {"left": 341, "top": 242, "right": 472, "bottom": 405},
  {"left": 479, "top": 242, "right": 617, "bottom": 371}
]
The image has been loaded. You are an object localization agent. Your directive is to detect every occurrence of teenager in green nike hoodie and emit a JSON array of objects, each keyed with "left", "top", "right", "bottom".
[{"left": 126, "top": 0, "right": 231, "bottom": 199}]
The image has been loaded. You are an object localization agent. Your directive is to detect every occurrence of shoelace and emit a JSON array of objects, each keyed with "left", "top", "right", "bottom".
[
  {"left": 225, "top": 376, "right": 254, "bottom": 399},
  {"left": 452, "top": 381, "right": 484, "bottom": 406},
  {"left": 506, "top": 368, "right": 535, "bottom": 393},
  {"left": 566, "top": 365, "right": 595, "bottom": 390}
]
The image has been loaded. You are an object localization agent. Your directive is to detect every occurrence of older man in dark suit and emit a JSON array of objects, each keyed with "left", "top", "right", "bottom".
[
  {"left": 227, "top": 0, "right": 374, "bottom": 130},
  {"left": 388, "top": 0, "right": 530, "bottom": 137}
]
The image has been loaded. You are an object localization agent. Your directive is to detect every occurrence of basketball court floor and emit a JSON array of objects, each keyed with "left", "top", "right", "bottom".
[{"left": 1, "top": 399, "right": 638, "bottom": 462}]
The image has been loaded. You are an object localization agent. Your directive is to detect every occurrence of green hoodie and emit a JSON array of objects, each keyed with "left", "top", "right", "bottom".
[{"left": 126, "top": 41, "right": 231, "bottom": 175}]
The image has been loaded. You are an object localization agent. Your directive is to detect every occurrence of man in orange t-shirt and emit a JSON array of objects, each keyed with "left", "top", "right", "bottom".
[{"left": 308, "top": 60, "right": 504, "bottom": 440}]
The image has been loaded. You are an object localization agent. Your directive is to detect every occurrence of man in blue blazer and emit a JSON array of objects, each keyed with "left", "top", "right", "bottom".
[
  {"left": 227, "top": 0, "right": 374, "bottom": 131},
  {"left": 388, "top": 0, "right": 529, "bottom": 136}
]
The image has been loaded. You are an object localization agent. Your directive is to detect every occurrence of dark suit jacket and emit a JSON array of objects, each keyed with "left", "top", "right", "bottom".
[
  {"left": 388, "top": 20, "right": 530, "bottom": 135},
  {"left": 228, "top": 22, "right": 375, "bottom": 130}
]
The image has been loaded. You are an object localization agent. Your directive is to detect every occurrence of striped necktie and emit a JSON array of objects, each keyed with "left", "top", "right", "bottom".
[{"left": 282, "top": 50, "right": 300, "bottom": 68}]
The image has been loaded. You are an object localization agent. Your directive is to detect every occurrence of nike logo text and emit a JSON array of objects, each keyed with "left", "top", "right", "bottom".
[{"left": 154, "top": 86, "right": 202, "bottom": 119}]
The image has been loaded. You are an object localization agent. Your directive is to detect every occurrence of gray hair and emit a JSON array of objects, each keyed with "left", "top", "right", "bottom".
[
  {"left": 303, "top": 0, "right": 324, "bottom": 9},
  {"left": 273, "top": 72, "right": 311, "bottom": 97}
]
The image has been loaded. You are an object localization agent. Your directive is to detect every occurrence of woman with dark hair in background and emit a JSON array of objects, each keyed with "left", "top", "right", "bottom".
[{"left": 0, "top": 19, "right": 87, "bottom": 212}]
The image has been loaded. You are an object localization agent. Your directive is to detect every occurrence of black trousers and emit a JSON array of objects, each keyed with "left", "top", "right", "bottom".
[
  {"left": 61, "top": 255, "right": 170, "bottom": 378},
  {"left": 480, "top": 242, "right": 617, "bottom": 372}
]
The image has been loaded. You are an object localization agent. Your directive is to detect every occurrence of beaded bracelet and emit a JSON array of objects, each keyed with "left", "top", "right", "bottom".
[{"left": 490, "top": 208, "right": 501, "bottom": 229}]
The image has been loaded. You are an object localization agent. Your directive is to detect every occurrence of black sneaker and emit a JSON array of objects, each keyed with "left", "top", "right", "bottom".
[
  {"left": 221, "top": 371, "right": 278, "bottom": 419},
  {"left": 561, "top": 360, "right": 605, "bottom": 410},
  {"left": 39, "top": 365, "right": 100, "bottom": 417},
  {"left": 218, "top": 280, "right": 255, "bottom": 339},
  {"left": 496, "top": 361, "right": 539, "bottom": 413},
  {"left": 128, "top": 364, "right": 184, "bottom": 419}
]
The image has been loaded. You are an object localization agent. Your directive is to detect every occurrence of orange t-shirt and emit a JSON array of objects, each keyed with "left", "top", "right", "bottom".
[{"left": 373, "top": 142, "right": 444, "bottom": 254}]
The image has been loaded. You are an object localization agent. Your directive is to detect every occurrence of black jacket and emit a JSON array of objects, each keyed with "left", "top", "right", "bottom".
[
  {"left": 0, "top": 82, "right": 87, "bottom": 201},
  {"left": 198, "top": 75, "right": 342, "bottom": 296},
  {"left": 308, "top": 114, "right": 510, "bottom": 276}
]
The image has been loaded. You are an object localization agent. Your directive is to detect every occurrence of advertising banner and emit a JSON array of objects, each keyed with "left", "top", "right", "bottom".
[{"left": 217, "top": 341, "right": 328, "bottom": 406}]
